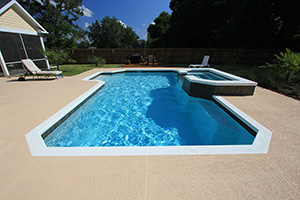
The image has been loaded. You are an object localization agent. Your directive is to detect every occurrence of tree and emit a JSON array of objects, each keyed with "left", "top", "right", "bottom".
[
  {"left": 136, "top": 39, "right": 147, "bottom": 48},
  {"left": 214, "top": 0, "right": 279, "bottom": 48},
  {"left": 77, "top": 39, "right": 91, "bottom": 49},
  {"left": 275, "top": 0, "right": 300, "bottom": 50},
  {"left": 163, "top": 0, "right": 300, "bottom": 49},
  {"left": 88, "top": 17, "right": 139, "bottom": 48},
  {"left": 168, "top": 0, "right": 226, "bottom": 48},
  {"left": 147, "top": 12, "right": 171, "bottom": 47},
  {"left": 18, "top": 0, "right": 85, "bottom": 49},
  {"left": 45, "top": 49, "right": 75, "bottom": 70}
]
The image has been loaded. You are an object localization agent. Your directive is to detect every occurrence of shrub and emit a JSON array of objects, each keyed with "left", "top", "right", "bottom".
[
  {"left": 88, "top": 55, "right": 106, "bottom": 66},
  {"left": 45, "top": 49, "right": 76, "bottom": 70},
  {"left": 291, "top": 83, "right": 300, "bottom": 98},
  {"left": 261, "top": 48, "right": 300, "bottom": 81}
]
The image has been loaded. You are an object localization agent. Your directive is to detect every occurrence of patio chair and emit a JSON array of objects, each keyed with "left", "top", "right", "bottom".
[
  {"left": 21, "top": 59, "right": 63, "bottom": 79},
  {"left": 189, "top": 55, "right": 210, "bottom": 68},
  {"left": 148, "top": 55, "right": 154, "bottom": 65},
  {"left": 147, "top": 55, "right": 159, "bottom": 65}
]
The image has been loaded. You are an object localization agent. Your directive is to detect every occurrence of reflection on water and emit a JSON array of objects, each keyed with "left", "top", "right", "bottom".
[
  {"left": 147, "top": 73, "right": 254, "bottom": 145},
  {"left": 45, "top": 72, "right": 254, "bottom": 147}
]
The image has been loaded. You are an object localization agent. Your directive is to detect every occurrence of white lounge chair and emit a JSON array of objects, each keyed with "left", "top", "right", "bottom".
[
  {"left": 189, "top": 55, "right": 210, "bottom": 68},
  {"left": 21, "top": 59, "right": 62, "bottom": 79}
]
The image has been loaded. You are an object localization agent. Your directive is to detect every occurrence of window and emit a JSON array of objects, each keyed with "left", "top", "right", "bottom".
[
  {"left": 0, "top": 32, "right": 26, "bottom": 62},
  {"left": 0, "top": 32, "right": 48, "bottom": 77},
  {"left": 22, "top": 34, "right": 44, "bottom": 60}
]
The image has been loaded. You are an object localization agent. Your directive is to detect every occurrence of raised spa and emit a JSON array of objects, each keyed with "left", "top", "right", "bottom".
[{"left": 181, "top": 68, "right": 257, "bottom": 99}]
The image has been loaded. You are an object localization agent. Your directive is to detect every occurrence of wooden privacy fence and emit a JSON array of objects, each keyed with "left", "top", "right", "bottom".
[{"left": 65, "top": 48, "right": 280, "bottom": 65}]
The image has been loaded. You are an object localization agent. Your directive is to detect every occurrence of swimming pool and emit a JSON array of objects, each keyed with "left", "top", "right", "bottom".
[
  {"left": 44, "top": 72, "right": 254, "bottom": 147},
  {"left": 25, "top": 69, "right": 272, "bottom": 156}
]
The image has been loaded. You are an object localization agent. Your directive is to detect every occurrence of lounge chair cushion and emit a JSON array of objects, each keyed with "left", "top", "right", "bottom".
[{"left": 21, "top": 59, "right": 62, "bottom": 76}]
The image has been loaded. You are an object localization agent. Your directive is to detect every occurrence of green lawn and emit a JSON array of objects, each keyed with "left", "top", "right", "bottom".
[{"left": 57, "top": 64, "right": 121, "bottom": 76}]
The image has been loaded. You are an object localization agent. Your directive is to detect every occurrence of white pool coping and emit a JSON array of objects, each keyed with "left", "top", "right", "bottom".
[
  {"left": 181, "top": 68, "right": 258, "bottom": 86},
  {"left": 25, "top": 69, "right": 272, "bottom": 156}
]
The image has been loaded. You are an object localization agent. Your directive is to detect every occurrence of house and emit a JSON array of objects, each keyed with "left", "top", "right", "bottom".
[{"left": 0, "top": 0, "right": 49, "bottom": 77}]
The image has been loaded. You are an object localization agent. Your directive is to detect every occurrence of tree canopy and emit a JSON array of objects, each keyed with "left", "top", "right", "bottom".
[
  {"left": 18, "top": 0, "right": 85, "bottom": 49},
  {"left": 147, "top": 12, "right": 170, "bottom": 48},
  {"left": 87, "top": 17, "right": 139, "bottom": 48},
  {"left": 148, "top": 0, "right": 300, "bottom": 50}
]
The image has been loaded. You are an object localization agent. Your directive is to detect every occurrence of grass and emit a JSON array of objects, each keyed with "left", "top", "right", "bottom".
[
  {"left": 212, "top": 64, "right": 300, "bottom": 100},
  {"left": 57, "top": 64, "right": 121, "bottom": 76}
]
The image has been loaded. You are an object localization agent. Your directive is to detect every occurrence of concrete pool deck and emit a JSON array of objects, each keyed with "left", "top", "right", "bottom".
[{"left": 0, "top": 68, "right": 299, "bottom": 199}]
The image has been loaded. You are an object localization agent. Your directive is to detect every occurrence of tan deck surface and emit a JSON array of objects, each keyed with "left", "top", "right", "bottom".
[{"left": 0, "top": 68, "right": 300, "bottom": 199}]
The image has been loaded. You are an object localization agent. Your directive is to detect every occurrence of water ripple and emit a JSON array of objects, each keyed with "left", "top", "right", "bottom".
[{"left": 45, "top": 73, "right": 182, "bottom": 147}]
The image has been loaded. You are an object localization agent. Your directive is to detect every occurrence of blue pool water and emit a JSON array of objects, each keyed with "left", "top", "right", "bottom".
[
  {"left": 44, "top": 72, "right": 254, "bottom": 147},
  {"left": 191, "top": 71, "right": 231, "bottom": 81}
]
